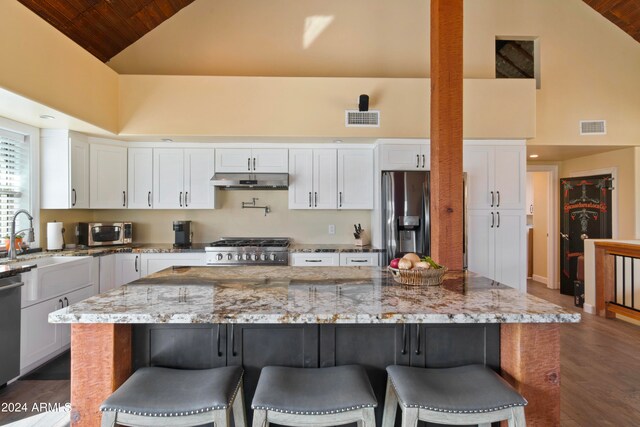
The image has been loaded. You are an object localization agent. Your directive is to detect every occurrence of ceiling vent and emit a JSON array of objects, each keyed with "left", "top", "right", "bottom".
[
  {"left": 580, "top": 120, "right": 606, "bottom": 135},
  {"left": 345, "top": 110, "right": 380, "bottom": 127}
]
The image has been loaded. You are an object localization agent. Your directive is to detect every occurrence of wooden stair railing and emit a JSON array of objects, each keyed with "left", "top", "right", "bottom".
[{"left": 594, "top": 241, "right": 640, "bottom": 321}]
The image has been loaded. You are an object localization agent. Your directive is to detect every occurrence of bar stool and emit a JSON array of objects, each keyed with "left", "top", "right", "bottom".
[
  {"left": 382, "top": 365, "right": 527, "bottom": 427},
  {"left": 100, "top": 366, "right": 246, "bottom": 427},
  {"left": 251, "top": 365, "right": 377, "bottom": 427}
]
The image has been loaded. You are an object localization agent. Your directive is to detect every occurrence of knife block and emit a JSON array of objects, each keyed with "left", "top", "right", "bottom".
[{"left": 354, "top": 231, "right": 370, "bottom": 247}]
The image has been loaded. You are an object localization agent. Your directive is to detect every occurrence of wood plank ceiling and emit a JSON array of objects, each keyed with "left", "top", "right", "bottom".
[
  {"left": 17, "top": 0, "right": 196, "bottom": 62},
  {"left": 583, "top": 0, "right": 640, "bottom": 43}
]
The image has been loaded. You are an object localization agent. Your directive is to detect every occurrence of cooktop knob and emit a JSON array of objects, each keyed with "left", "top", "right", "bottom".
[
  {"left": 270, "top": 253, "right": 277, "bottom": 261},
  {"left": 235, "top": 254, "right": 242, "bottom": 261},
  {"left": 260, "top": 253, "right": 268, "bottom": 261},
  {"left": 244, "top": 253, "right": 251, "bottom": 261},
  {"left": 227, "top": 253, "right": 233, "bottom": 260},
  {"left": 252, "top": 253, "right": 259, "bottom": 261},
  {"left": 216, "top": 253, "right": 223, "bottom": 260}
]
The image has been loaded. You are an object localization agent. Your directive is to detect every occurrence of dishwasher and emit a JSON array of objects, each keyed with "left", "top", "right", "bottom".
[{"left": 0, "top": 276, "right": 23, "bottom": 387}]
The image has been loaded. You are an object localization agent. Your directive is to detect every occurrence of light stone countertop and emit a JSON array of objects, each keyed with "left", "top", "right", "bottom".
[{"left": 49, "top": 266, "right": 580, "bottom": 325}]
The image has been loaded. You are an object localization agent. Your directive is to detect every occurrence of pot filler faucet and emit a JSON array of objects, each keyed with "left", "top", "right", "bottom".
[{"left": 9, "top": 209, "right": 35, "bottom": 260}]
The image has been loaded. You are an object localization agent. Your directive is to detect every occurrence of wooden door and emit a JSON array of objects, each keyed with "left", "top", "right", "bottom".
[{"left": 560, "top": 174, "right": 613, "bottom": 295}]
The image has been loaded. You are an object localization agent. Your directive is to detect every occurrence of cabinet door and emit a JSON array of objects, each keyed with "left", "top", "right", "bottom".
[
  {"left": 313, "top": 149, "right": 337, "bottom": 209},
  {"left": 466, "top": 210, "right": 496, "bottom": 280},
  {"left": 338, "top": 149, "right": 374, "bottom": 209},
  {"left": 128, "top": 148, "right": 153, "bottom": 209},
  {"left": 339, "top": 253, "right": 379, "bottom": 266},
  {"left": 20, "top": 298, "right": 63, "bottom": 370},
  {"left": 153, "top": 149, "right": 184, "bottom": 209},
  {"left": 289, "top": 253, "right": 340, "bottom": 266},
  {"left": 184, "top": 149, "right": 216, "bottom": 209},
  {"left": 526, "top": 173, "right": 534, "bottom": 214},
  {"left": 288, "top": 149, "right": 314, "bottom": 209},
  {"left": 69, "top": 137, "right": 89, "bottom": 209},
  {"left": 215, "top": 149, "right": 252, "bottom": 172},
  {"left": 89, "top": 144, "right": 128, "bottom": 209},
  {"left": 58, "top": 285, "right": 97, "bottom": 348},
  {"left": 494, "top": 146, "right": 526, "bottom": 210},
  {"left": 252, "top": 148, "right": 288, "bottom": 173},
  {"left": 380, "top": 144, "right": 421, "bottom": 171},
  {"left": 115, "top": 254, "right": 141, "bottom": 286},
  {"left": 99, "top": 254, "right": 117, "bottom": 293},
  {"left": 463, "top": 145, "right": 495, "bottom": 210},
  {"left": 419, "top": 144, "right": 431, "bottom": 170},
  {"left": 494, "top": 211, "right": 526, "bottom": 290},
  {"left": 140, "top": 253, "right": 206, "bottom": 276}
]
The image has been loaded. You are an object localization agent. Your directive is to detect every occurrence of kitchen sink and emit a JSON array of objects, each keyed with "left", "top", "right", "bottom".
[{"left": 16, "top": 256, "right": 94, "bottom": 307}]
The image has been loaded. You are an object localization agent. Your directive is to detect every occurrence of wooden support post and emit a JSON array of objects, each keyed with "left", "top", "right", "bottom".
[
  {"left": 430, "top": 0, "right": 464, "bottom": 269},
  {"left": 595, "top": 245, "right": 615, "bottom": 317},
  {"left": 70, "top": 324, "right": 132, "bottom": 427},
  {"left": 500, "top": 324, "right": 561, "bottom": 427}
]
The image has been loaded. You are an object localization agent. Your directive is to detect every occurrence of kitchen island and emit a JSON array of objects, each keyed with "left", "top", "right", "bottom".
[{"left": 50, "top": 267, "right": 579, "bottom": 427}]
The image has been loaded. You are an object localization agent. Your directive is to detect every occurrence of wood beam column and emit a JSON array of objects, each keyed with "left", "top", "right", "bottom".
[
  {"left": 430, "top": 0, "right": 464, "bottom": 269},
  {"left": 70, "top": 324, "right": 132, "bottom": 427}
]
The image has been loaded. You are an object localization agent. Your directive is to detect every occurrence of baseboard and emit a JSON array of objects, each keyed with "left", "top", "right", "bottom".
[
  {"left": 583, "top": 303, "right": 595, "bottom": 314},
  {"left": 532, "top": 274, "right": 548, "bottom": 285}
]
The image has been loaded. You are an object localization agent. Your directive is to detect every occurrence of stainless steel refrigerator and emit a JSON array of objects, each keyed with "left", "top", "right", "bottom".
[{"left": 381, "top": 171, "right": 430, "bottom": 264}]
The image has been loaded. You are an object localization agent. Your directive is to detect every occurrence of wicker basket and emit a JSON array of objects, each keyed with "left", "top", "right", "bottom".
[{"left": 388, "top": 266, "right": 447, "bottom": 286}]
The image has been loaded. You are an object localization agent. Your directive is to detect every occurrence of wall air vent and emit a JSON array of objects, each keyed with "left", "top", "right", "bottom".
[
  {"left": 580, "top": 120, "right": 606, "bottom": 135},
  {"left": 345, "top": 110, "right": 380, "bottom": 127}
]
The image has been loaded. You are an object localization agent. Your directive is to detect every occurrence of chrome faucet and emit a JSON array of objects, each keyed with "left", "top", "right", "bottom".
[{"left": 9, "top": 209, "right": 35, "bottom": 260}]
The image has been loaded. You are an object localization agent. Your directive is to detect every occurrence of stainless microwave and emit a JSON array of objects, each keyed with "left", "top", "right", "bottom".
[{"left": 76, "top": 222, "right": 132, "bottom": 247}]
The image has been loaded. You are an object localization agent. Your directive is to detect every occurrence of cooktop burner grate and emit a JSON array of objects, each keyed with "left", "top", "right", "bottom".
[{"left": 207, "top": 238, "right": 291, "bottom": 248}]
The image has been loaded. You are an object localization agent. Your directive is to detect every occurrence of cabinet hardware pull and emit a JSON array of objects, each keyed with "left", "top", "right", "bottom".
[
  {"left": 351, "top": 259, "right": 368, "bottom": 263},
  {"left": 308, "top": 192, "right": 312, "bottom": 208},
  {"left": 401, "top": 324, "right": 407, "bottom": 355},
  {"left": 416, "top": 154, "right": 420, "bottom": 168},
  {"left": 422, "top": 154, "right": 425, "bottom": 168},
  {"left": 179, "top": 192, "right": 183, "bottom": 207},
  {"left": 247, "top": 158, "right": 251, "bottom": 171},
  {"left": 497, "top": 211, "right": 501, "bottom": 228},
  {"left": 64, "top": 297, "right": 69, "bottom": 307},
  {"left": 490, "top": 191, "right": 494, "bottom": 207},
  {"left": 135, "top": 255, "right": 138, "bottom": 272},
  {"left": 415, "top": 325, "right": 421, "bottom": 355},
  {"left": 530, "top": 204, "right": 533, "bottom": 214},
  {"left": 491, "top": 212, "right": 495, "bottom": 228},
  {"left": 148, "top": 191, "right": 151, "bottom": 207},
  {"left": 185, "top": 192, "right": 189, "bottom": 207},
  {"left": 314, "top": 192, "right": 318, "bottom": 207},
  {"left": 216, "top": 324, "right": 222, "bottom": 357},
  {"left": 123, "top": 191, "right": 126, "bottom": 207},
  {"left": 253, "top": 157, "right": 256, "bottom": 170},
  {"left": 72, "top": 189, "right": 77, "bottom": 207},
  {"left": 496, "top": 191, "right": 501, "bottom": 207},
  {"left": 58, "top": 299, "right": 63, "bottom": 309},
  {"left": 231, "top": 324, "right": 237, "bottom": 356},
  {"left": 339, "top": 191, "right": 343, "bottom": 207},
  {"left": 305, "top": 259, "right": 322, "bottom": 263}
]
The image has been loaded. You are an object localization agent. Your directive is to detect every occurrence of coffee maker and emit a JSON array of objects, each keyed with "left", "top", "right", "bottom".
[{"left": 173, "top": 221, "right": 192, "bottom": 248}]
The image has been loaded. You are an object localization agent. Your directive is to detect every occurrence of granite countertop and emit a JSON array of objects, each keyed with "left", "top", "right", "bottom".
[
  {"left": 0, "top": 263, "right": 36, "bottom": 279},
  {"left": 49, "top": 266, "right": 580, "bottom": 325}
]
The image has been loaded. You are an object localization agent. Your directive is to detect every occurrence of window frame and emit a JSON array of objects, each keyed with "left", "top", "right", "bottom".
[{"left": 0, "top": 116, "right": 40, "bottom": 247}]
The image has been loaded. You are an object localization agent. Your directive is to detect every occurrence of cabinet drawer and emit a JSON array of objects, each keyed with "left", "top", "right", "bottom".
[
  {"left": 140, "top": 253, "right": 206, "bottom": 276},
  {"left": 289, "top": 253, "right": 340, "bottom": 267},
  {"left": 339, "top": 253, "right": 379, "bottom": 266}
]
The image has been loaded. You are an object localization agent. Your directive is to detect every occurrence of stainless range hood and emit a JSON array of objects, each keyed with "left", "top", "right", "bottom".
[{"left": 210, "top": 173, "right": 289, "bottom": 190}]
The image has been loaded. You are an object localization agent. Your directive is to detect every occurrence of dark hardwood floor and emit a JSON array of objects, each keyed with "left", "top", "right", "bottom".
[{"left": 1, "top": 282, "right": 638, "bottom": 426}]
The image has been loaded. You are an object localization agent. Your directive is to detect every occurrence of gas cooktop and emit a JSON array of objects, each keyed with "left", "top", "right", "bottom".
[
  {"left": 206, "top": 238, "right": 291, "bottom": 248},
  {"left": 205, "top": 238, "right": 291, "bottom": 265}
]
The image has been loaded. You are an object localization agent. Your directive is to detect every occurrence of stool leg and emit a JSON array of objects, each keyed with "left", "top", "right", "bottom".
[
  {"left": 361, "top": 407, "right": 376, "bottom": 427},
  {"left": 214, "top": 408, "right": 231, "bottom": 427},
  {"left": 510, "top": 407, "right": 526, "bottom": 427},
  {"left": 100, "top": 411, "right": 116, "bottom": 427},
  {"left": 381, "top": 378, "right": 398, "bottom": 427},
  {"left": 252, "top": 409, "right": 268, "bottom": 427},
  {"left": 232, "top": 383, "right": 247, "bottom": 427},
  {"left": 401, "top": 408, "right": 419, "bottom": 427}
]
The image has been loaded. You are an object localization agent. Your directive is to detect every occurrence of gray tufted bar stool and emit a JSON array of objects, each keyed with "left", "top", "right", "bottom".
[
  {"left": 100, "top": 366, "right": 246, "bottom": 427},
  {"left": 251, "top": 365, "right": 377, "bottom": 427},
  {"left": 382, "top": 364, "right": 527, "bottom": 427}
]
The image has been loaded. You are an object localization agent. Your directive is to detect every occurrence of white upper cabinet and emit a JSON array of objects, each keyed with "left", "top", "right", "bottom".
[
  {"left": 463, "top": 143, "right": 525, "bottom": 210},
  {"left": 337, "top": 149, "right": 374, "bottom": 210},
  {"left": 89, "top": 143, "right": 128, "bottom": 209},
  {"left": 288, "top": 149, "right": 337, "bottom": 209},
  {"left": 379, "top": 140, "right": 430, "bottom": 171},
  {"left": 41, "top": 130, "right": 89, "bottom": 209},
  {"left": 154, "top": 148, "right": 216, "bottom": 209},
  {"left": 215, "top": 148, "right": 288, "bottom": 173},
  {"left": 128, "top": 148, "right": 153, "bottom": 209}
]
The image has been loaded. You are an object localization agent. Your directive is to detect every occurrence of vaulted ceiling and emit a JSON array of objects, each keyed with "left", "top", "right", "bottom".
[{"left": 583, "top": 0, "right": 640, "bottom": 43}]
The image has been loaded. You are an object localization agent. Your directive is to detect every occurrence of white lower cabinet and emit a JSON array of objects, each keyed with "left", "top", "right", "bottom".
[
  {"left": 99, "top": 254, "right": 117, "bottom": 293},
  {"left": 140, "top": 253, "right": 206, "bottom": 276},
  {"left": 339, "top": 253, "right": 379, "bottom": 266},
  {"left": 290, "top": 253, "right": 340, "bottom": 266},
  {"left": 115, "top": 253, "right": 141, "bottom": 286}
]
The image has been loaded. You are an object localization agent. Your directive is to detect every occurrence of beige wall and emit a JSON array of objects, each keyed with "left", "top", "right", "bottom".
[
  {"left": 42, "top": 191, "right": 371, "bottom": 245},
  {"left": 560, "top": 147, "right": 638, "bottom": 240},
  {"left": 0, "top": 2, "right": 119, "bottom": 133},
  {"left": 532, "top": 172, "right": 549, "bottom": 280}
]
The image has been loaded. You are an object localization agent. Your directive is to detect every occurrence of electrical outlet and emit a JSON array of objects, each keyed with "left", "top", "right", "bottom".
[{"left": 328, "top": 224, "right": 336, "bottom": 235}]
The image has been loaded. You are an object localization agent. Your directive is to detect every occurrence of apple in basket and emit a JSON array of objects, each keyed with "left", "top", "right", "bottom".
[{"left": 389, "top": 258, "right": 401, "bottom": 269}]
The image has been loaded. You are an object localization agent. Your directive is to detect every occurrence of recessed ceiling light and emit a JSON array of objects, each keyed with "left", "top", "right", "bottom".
[
  {"left": 161, "top": 138, "right": 173, "bottom": 142},
  {"left": 529, "top": 154, "right": 539, "bottom": 158},
  {"left": 39, "top": 114, "right": 55, "bottom": 120}
]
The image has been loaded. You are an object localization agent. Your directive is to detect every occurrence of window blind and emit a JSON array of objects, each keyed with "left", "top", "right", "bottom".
[{"left": 0, "top": 128, "right": 30, "bottom": 238}]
